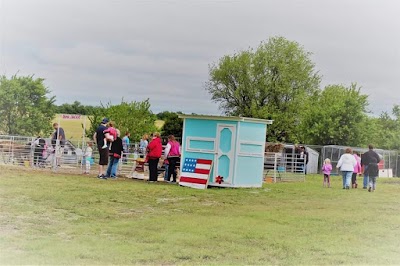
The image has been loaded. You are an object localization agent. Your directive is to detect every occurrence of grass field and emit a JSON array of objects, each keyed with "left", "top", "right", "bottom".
[{"left": 1, "top": 167, "right": 400, "bottom": 265}]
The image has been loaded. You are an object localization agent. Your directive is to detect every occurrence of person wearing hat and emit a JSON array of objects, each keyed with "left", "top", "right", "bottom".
[{"left": 93, "top": 118, "right": 109, "bottom": 179}]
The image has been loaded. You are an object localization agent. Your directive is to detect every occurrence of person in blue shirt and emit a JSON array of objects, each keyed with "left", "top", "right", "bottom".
[{"left": 122, "top": 131, "right": 130, "bottom": 164}]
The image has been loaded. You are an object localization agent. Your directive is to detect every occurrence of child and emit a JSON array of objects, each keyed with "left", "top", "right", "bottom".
[
  {"left": 322, "top": 158, "right": 333, "bottom": 187},
  {"left": 163, "top": 158, "right": 169, "bottom": 182},
  {"left": 352, "top": 152, "right": 362, "bottom": 188},
  {"left": 83, "top": 141, "right": 93, "bottom": 174},
  {"left": 102, "top": 121, "right": 117, "bottom": 149}
]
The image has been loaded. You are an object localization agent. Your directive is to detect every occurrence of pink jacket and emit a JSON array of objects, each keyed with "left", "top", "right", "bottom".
[
  {"left": 167, "top": 141, "right": 181, "bottom": 157},
  {"left": 322, "top": 163, "right": 332, "bottom": 175},
  {"left": 353, "top": 154, "right": 362, "bottom": 173}
]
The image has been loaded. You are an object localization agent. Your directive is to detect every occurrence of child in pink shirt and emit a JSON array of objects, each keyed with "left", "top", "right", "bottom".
[
  {"left": 352, "top": 152, "right": 362, "bottom": 188},
  {"left": 322, "top": 158, "right": 333, "bottom": 188},
  {"left": 102, "top": 121, "right": 117, "bottom": 149}
]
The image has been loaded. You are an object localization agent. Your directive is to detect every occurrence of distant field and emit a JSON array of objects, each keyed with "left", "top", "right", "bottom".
[
  {"left": 1, "top": 168, "right": 399, "bottom": 265},
  {"left": 52, "top": 114, "right": 91, "bottom": 141},
  {"left": 52, "top": 114, "right": 165, "bottom": 141}
]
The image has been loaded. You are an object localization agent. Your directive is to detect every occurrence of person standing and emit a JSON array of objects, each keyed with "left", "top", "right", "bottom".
[
  {"left": 367, "top": 156, "right": 380, "bottom": 192},
  {"left": 33, "top": 136, "right": 46, "bottom": 167},
  {"left": 298, "top": 146, "right": 309, "bottom": 174},
  {"left": 146, "top": 132, "right": 162, "bottom": 182},
  {"left": 164, "top": 135, "right": 181, "bottom": 183},
  {"left": 83, "top": 141, "right": 93, "bottom": 175},
  {"left": 352, "top": 152, "right": 362, "bottom": 188},
  {"left": 106, "top": 129, "right": 123, "bottom": 179},
  {"left": 122, "top": 131, "right": 130, "bottom": 164},
  {"left": 337, "top": 148, "right": 357, "bottom": 190},
  {"left": 361, "top": 145, "right": 381, "bottom": 189},
  {"left": 139, "top": 134, "right": 149, "bottom": 157},
  {"left": 51, "top": 123, "right": 66, "bottom": 167},
  {"left": 322, "top": 158, "right": 332, "bottom": 188},
  {"left": 93, "top": 118, "right": 109, "bottom": 179}
]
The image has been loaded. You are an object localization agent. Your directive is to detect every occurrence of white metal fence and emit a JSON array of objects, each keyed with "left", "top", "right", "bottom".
[
  {"left": 264, "top": 152, "right": 306, "bottom": 182},
  {"left": 0, "top": 135, "right": 167, "bottom": 178}
]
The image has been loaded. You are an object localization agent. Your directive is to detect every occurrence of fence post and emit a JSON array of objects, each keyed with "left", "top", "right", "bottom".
[{"left": 273, "top": 153, "right": 277, "bottom": 183}]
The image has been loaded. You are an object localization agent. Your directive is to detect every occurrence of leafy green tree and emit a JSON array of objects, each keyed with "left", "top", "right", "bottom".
[
  {"left": 206, "top": 36, "right": 321, "bottom": 142},
  {"left": 299, "top": 83, "right": 368, "bottom": 146},
  {"left": 56, "top": 101, "right": 101, "bottom": 115},
  {"left": 87, "top": 99, "right": 157, "bottom": 142},
  {"left": 157, "top": 111, "right": 183, "bottom": 137},
  {"left": 368, "top": 105, "right": 400, "bottom": 150},
  {"left": 0, "top": 75, "right": 56, "bottom": 136}
]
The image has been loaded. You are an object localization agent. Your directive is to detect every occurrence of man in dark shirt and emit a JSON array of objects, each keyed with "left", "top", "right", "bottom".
[
  {"left": 361, "top": 144, "right": 381, "bottom": 189},
  {"left": 52, "top": 123, "right": 66, "bottom": 167},
  {"left": 93, "top": 118, "right": 109, "bottom": 179}
]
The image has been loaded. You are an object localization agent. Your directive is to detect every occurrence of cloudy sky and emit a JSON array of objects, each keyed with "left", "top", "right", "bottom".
[{"left": 1, "top": 0, "right": 399, "bottom": 115}]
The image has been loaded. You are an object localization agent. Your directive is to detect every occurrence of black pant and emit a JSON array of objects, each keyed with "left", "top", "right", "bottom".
[
  {"left": 352, "top": 173, "right": 358, "bottom": 185},
  {"left": 33, "top": 148, "right": 43, "bottom": 165},
  {"left": 148, "top": 158, "right": 159, "bottom": 181},
  {"left": 167, "top": 157, "right": 179, "bottom": 182}
]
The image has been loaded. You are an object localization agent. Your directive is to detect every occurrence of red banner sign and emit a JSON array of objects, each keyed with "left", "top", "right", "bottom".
[{"left": 62, "top": 114, "right": 82, "bottom": 120}]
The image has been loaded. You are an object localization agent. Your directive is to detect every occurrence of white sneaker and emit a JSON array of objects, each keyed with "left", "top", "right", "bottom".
[{"left": 101, "top": 144, "right": 107, "bottom": 149}]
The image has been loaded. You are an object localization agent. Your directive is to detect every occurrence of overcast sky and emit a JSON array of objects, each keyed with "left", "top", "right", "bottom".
[{"left": 1, "top": 0, "right": 399, "bottom": 115}]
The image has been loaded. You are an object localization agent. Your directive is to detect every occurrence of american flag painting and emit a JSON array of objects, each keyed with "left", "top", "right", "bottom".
[{"left": 179, "top": 158, "right": 213, "bottom": 189}]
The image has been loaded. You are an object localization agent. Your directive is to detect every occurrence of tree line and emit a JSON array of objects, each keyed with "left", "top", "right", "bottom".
[
  {"left": 206, "top": 36, "right": 400, "bottom": 150},
  {"left": 1, "top": 36, "right": 398, "bottom": 149},
  {"left": 0, "top": 75, "right": 182, "bottom": 141}
]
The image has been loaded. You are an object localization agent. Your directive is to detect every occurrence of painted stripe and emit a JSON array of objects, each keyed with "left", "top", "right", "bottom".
[
  {"left": 179, "top": 182, "right": 207, "bottom": 189},
  {"left": 196, "top": 163, "right": 212, "bottom": 170},
  {"left": 194, "top": 168, "right": 210, "bottom": 175},
  {"left": 179, "top": 177, "right": 208, "bottom": 185},
  {"left": 196, "top": 159, "right": 212, "bottom": 165},
  {"left": 180, "top": 172, "right": 209, "bottom": 179}
]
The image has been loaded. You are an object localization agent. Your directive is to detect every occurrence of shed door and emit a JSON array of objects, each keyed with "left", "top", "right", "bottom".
[{"left": 214, "top": 124, "right": 236, "bottom": 184}]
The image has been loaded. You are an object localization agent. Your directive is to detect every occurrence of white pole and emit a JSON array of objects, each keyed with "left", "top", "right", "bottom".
[
  {"left": 53, "top": 116, "right": 60, "bottom": 172},
  {"left": 81, "top": 115, "right": 86, "bottom": 172}
]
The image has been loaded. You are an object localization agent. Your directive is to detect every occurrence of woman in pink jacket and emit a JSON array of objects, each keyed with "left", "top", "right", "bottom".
[
  {"left": 163, "top": 135, "right": 181, "bottom": 183},
  {"left": 352, "top": 152, "right": 362, "bottom": 188}
]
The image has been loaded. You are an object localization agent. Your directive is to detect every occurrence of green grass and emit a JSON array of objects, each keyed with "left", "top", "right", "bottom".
[{"left": 1, "top": 166, "right": 400, "bottom": 265}]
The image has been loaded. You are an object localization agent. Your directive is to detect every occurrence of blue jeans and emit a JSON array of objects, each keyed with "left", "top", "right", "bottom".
[
  {"left": 342, "top": 171, "right": 352, "bottom": 188},
  {"left": 369, "top": 176, "right": 377, "bottom": 190},
  {"left": 363, "top": 165, "right": 369, "bottom": 188},
  {"left": 106, "top": 156, "right": 120, "bottom": 177},
  {"left": 163, "top": 163, "right": 169, "bottom": 181}
]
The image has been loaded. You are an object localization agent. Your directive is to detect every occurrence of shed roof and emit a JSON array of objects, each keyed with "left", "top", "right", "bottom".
[{"left": 178, "top": 114, "right": 273, "bottom": 125}]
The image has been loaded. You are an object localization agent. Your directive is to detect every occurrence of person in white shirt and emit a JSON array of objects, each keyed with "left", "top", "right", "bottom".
[
  {"left": 337, "top": 147, "right": 357, "bottom": 190},
  {"left": 83, "top": 142, "right": 93, "bottom": 174}
]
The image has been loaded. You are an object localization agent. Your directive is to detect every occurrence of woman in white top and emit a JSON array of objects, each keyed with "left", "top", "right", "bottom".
[{"left": 337, "top": 147, "right": 357, "bottom": 189}]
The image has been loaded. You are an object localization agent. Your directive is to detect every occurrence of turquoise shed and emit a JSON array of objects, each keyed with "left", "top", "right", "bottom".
[{"left": 179, "top": 115, "right": 273, "bottom": 188}]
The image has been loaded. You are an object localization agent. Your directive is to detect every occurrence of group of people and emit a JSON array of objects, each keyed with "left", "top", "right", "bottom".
[
  {"left": 322, "top": 145, "right": 381, "bottom": 192},
  {"left": 91, "top": 118, "right": 181, "bottom": 182},
  {"left": 137, "top": 132, "right": 181, "bottom": 183},
  {"left": 92, "top": 118, "right": 124, "bottom": 179},
  {"left": 32, "top": 122, "right": 66, "bottom": 167}
]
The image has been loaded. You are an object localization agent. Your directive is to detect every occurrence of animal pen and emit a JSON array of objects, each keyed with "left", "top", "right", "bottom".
[{"left": 0, "top": 134, "right": 166, "bottom": 179}]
